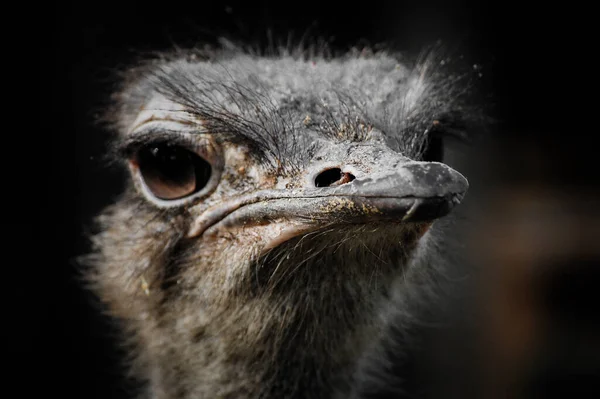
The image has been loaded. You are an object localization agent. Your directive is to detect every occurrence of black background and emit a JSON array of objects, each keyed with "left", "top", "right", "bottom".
[{"left": 9, "top": 1, "right": 594, "bottom": 397}]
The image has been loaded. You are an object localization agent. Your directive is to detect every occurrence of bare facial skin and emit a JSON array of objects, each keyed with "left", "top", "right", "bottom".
[{"left": 85, "top": 46, "right": 474, "bottom": 399}]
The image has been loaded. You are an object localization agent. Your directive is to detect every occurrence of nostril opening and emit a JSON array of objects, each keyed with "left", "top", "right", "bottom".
[{"left": 314, "top": 168, "right": 356, "bottom": 187}]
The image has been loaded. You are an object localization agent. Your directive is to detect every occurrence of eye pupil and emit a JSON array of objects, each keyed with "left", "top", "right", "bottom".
[{"left": 135, "top": 144, "right": 212, "bottom": 200}]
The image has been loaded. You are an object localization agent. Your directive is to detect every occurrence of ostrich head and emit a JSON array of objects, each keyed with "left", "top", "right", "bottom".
[{"left": 87, "top": 47, "right": 472, "bottom": 399}]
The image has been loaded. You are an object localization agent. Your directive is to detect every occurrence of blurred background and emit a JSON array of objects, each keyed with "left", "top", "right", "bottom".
[{"left": 10, "top": 1, "right": 597, "bottom": 397}]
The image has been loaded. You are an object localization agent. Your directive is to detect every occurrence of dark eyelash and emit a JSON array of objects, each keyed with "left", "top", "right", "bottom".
[
  {"left": 111, "top": 127, "right": 274, "bottom": 173},
  {"left": 115, "top": 129, "right": 203, "bottom": 159}
]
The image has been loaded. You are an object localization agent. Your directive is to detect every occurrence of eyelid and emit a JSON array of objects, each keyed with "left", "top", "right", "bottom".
[
  {"left": 118, "top": 128, "right": 215, "bottom": 159},
  {"left": 118, "top": 119, "right": 269, "bottom": 166}
]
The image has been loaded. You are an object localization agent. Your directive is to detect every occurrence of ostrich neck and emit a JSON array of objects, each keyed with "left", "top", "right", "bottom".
[
  {"left": 145, "top": 226, "right": 422, "bottom": 399},
  {"left": 150, "top": 253, "right": 405, "bottom": 399},
  {"left": 211, "top": 278, "right": 391, "bottom": 399}
]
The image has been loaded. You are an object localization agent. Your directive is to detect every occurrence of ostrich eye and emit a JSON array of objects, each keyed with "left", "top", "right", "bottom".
[
  {"left": 134, "top": 143, "right": 212, "bottom": 200},
  {"left": 421, "top": 133, "right": 444, "bottom": 163}
]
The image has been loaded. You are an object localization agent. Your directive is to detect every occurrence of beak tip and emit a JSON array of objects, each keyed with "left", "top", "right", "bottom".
[{"left": 452, "top": 192, "right": 465, "bottom": 205}]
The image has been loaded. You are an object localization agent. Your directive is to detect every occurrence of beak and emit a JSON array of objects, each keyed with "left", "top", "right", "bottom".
[
  {"left": 188, "top": 146, "right": 468, "bottom": 239},
  {"left": 322, "top": 161, "right": 468, "bottom": 223}
]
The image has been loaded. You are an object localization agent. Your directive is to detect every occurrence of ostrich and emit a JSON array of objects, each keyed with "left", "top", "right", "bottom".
[{"left": 85, "top": 44, "right": 480, "bottom": 399}]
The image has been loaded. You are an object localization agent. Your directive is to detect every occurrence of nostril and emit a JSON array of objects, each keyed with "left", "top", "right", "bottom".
[{"left": 314, "top": 168, "right": 356, "bottom": 187}]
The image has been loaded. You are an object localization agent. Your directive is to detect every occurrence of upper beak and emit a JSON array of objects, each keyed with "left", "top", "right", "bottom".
[
  {"left": 188, "top": 146, "right": 469, "bottom": 238},
  {"left": 321, "top": 161, "right": 468, "bottom": 223}
]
